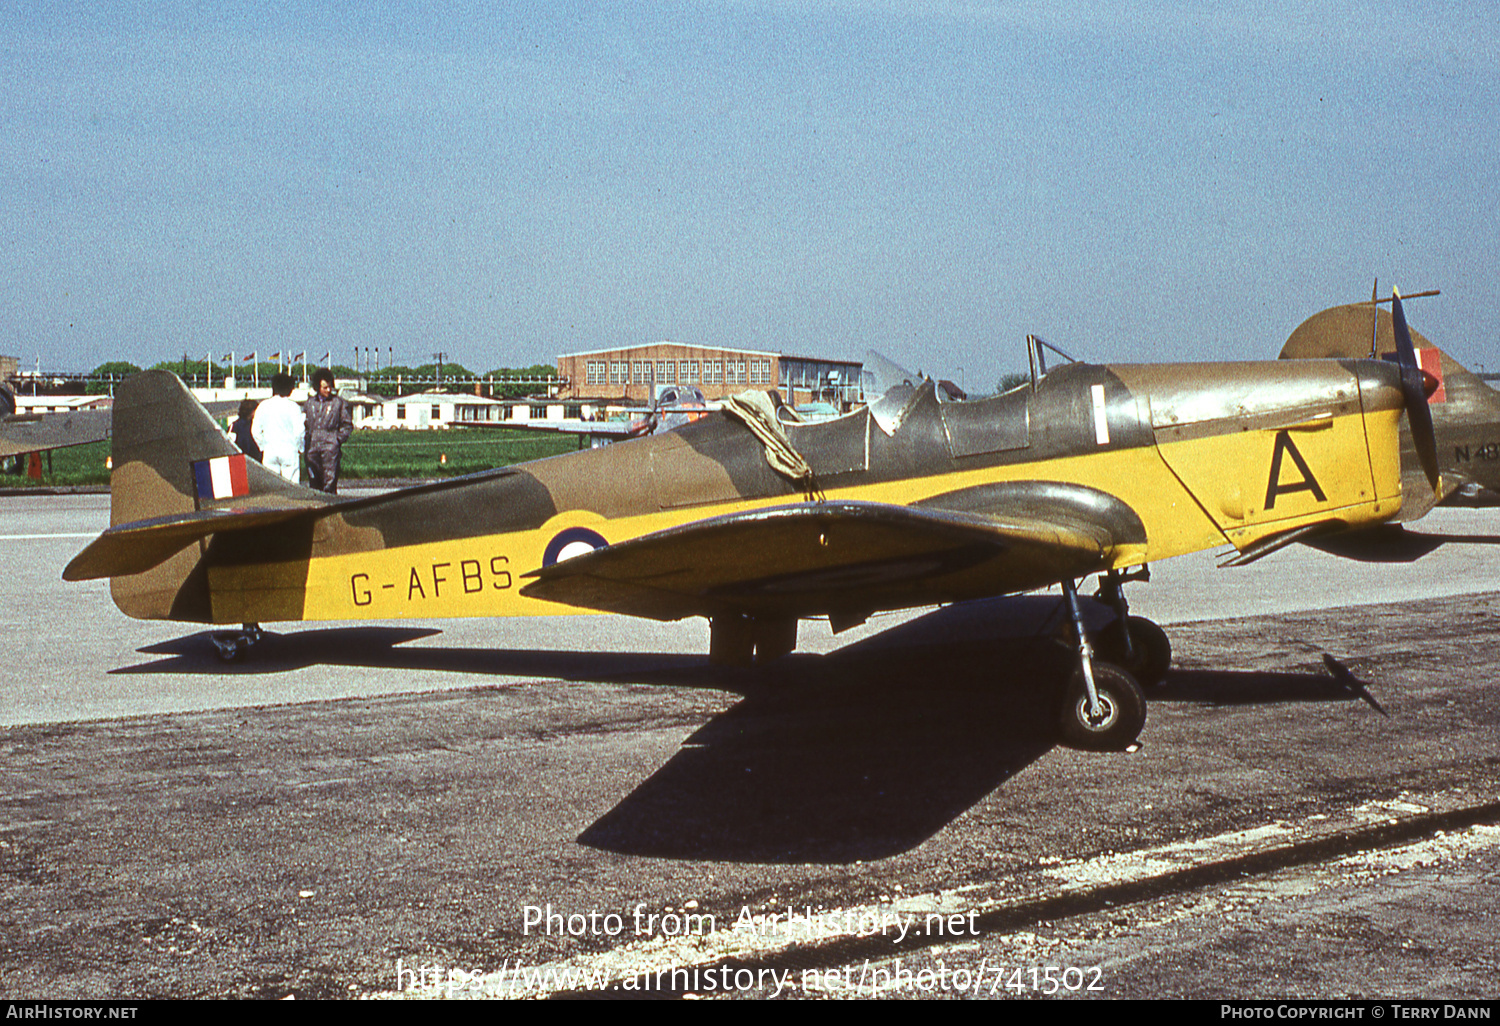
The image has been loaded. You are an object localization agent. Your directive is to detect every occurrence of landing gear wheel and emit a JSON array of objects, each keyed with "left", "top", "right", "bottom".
[
  {"left": 751, "top": 617, "right": 798, "bottom": 664},
  {"left": 1058, "top": 663, "right": 1146, "bottom": 751},
  {"left": 709, "top": 615, "right": 755, "bottom": 667},
  {"left": 1101, "top": 616, "right": 1172, "bottom": 687},
  {"left": 210, "top": 634, "right": 246, "bottom": 662}
]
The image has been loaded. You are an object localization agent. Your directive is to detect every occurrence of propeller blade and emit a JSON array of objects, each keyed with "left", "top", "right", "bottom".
[{"left": 1390, "top": 289, "right": 1441, "bottom": 492}]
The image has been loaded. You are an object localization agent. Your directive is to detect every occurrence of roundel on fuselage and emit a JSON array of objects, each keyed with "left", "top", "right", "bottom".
[{"left": 542, "top": 527, "right": 608, "bottom": 566}]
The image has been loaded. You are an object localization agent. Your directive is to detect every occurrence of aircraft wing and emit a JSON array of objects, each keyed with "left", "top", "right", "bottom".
[
  {"left": 520, "top": 483, "right": 1145, "bottom": 621},
  {"left": 1, "top": 400, "right": 243, "bottom": 460},
  {"left": 454, "top": 419, "right": 643, "bottom": 438},
  {"left": 0, "top": 408, "right": 114, "bottom": 458}
]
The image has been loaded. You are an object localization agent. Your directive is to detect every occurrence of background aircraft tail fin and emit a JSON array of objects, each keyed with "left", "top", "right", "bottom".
[
  {"left": 1279, "top": 302, "right": 1496, "bottom": 412},
  {"left": 1279, "top": 301, "right": 1436, "bottom": 361}
]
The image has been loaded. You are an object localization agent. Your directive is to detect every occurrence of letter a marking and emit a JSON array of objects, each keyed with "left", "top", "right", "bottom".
[{"left": 1264, "top": 430, "right": 1327, "bottom": 509}]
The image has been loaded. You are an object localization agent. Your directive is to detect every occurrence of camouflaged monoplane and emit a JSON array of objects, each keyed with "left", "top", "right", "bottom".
[
  {"left": 0, "top": 380, "right": 115, "bottom": 464},
  {"left": 0, "top": 380, "right": 236, "bottom": 467},
  {"left": 1279, "top": 289, "right": 1500, "bottom": 510},
  {"left": 65, "top": 293, "right": 1441, "bottom": 752},
  {"left": 457, "top": 384, "right": 713, "bottom": 450}
]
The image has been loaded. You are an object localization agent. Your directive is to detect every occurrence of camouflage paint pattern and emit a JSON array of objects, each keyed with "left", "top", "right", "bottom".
[{"left": 69, "top": 359, "right": 1409, "bottom": 633}]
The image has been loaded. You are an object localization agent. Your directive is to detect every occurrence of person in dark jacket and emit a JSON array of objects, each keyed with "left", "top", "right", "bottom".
[
  {"left": 230, "top": 397, "right": 262, "bottom": 462},
  {"left": 304, "top": 368, "right": 353, "bottom": 493}
]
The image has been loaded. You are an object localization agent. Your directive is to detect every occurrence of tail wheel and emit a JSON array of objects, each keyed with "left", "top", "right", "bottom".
[
  {"left": 210, "top": 634, "right": 246, "bottom": 662},
  {"left": 1102, "top": 615, "right": 1172, "bottom": 687},
  {"left": 1058, "top": 663, "right": 1146, "bottom": 751}
]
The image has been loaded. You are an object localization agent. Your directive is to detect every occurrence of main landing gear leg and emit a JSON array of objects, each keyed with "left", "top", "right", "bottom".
[
  {"left": 1094, "top": 567, "right": 1172, "bottom": 687},
  {"left": 1057, "top": 578, "right": 1146, "bottom": 751},
  {"left": 709, "top": 615, "right": 799, "bottom": 667}
]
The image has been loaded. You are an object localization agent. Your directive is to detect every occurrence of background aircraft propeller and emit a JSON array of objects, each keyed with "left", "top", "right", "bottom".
[{"left": 1390, "top": 289, "right": 1442, "bottom": 492}]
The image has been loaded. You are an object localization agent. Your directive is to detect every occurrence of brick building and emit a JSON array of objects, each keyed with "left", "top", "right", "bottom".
[{"left": 557, "top": 343, "right": 863, "bottom": 406}]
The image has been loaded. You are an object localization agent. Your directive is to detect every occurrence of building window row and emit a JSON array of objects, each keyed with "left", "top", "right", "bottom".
[{"left": 580, "top": 353, "right": 776, "bottom": 391}]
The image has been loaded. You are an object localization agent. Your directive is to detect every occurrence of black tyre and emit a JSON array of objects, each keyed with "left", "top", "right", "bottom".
[
  {"left": 709, "top": 614, "right": 755, "bottom": 667},
  {"left": 1100, "top": 615, "right": 1172, "bottom": 687},
  {"left": 1058, "top": 663, "right": 1146, "bottom": 751},
  {"left": 752, "top": 617, "right": 798, "bottom": 664},
  {"left": 211, "top": 635, "right": 246, "bottom": 663}
]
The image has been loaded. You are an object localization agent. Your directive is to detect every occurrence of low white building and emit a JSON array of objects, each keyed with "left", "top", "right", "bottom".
[
  {"left": 364, "top": 392, "right": 505, "bottom": 429},
  {"left": 187, "top": 385, "right": 383, "bottom": 429},
  {"left": 13, "top": 395, "right": 113, "bottom": 414},
  {"left": 364, "top": 393, "right": 601, "bottom": 430}
]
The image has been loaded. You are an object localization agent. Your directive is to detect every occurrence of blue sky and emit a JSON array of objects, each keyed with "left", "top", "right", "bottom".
[{"left": 4, "top": 2, "right": 1497, "bottom": 389}]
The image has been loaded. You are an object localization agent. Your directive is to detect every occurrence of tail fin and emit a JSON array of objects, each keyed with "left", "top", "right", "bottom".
[
  {"left": 109, "top": 370, "right": 324, "bottom": 527},
  {"left": 70, "top": 371, "right": 329, "bottom": 621}
]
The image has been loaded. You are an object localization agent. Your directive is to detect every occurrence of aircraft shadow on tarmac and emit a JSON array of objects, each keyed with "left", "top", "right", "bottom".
[
  {"left": 1149, "top": 669, "right": 1375, "bottom": 706},
  {"left": 117, "top": 594, "right": 1374, "bottom": 864},
  {"left": 578, "top": 630, "right": 1070, "bottom": 864},
  {"left": 116, "top": 597, "right": 1374, "bottom": 863},
  {"left": 1306, "top": 523, "right": 1500, "bottom": 563},
  {"left": 573, "top": 604, "right": 1374, "bottom": 863},
  {"left": 120, "top": 626, "right": 722, "bottom": 688}
]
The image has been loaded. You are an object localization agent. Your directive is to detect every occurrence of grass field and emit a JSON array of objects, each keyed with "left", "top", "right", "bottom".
[{"left": 2, "top": 428, "right": 579, "bottom": 488}]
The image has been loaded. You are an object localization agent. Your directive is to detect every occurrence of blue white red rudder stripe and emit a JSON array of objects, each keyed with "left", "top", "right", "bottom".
[{"left": 192, "top": 453, "right": 249, "bottom": 501}]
